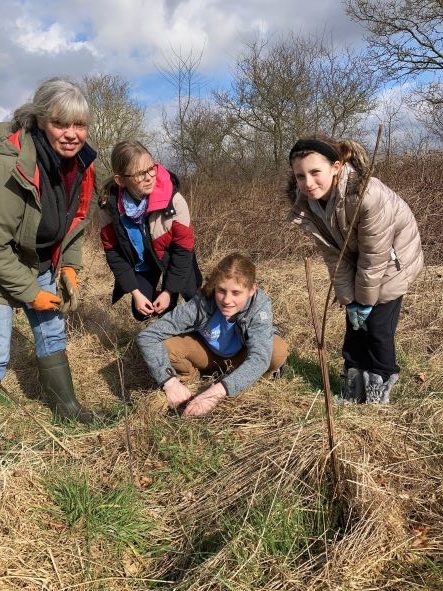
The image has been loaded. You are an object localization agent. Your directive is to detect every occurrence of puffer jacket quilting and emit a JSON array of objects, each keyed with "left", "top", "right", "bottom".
[{"left": 289, "top": 163, "right": 424, "bottom": 306}]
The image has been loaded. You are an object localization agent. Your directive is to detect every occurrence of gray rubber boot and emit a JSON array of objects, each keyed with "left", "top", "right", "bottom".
[
  {"left": 363, "top": 371, "right": 399, "bottom": 404},
  {"left": 37, "top": 351, "right": 105, "bottom": 423},
  {"left": 338, "top": 367, "right": 365, "bottom": 403}
]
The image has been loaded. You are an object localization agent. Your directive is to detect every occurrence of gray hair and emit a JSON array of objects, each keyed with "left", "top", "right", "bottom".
[{"left": 11, "top": 77, "right": 90, "bottom": 132}]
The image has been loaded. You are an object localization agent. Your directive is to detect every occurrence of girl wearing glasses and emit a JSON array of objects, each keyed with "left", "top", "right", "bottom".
[{"left": 100, "top": 140, "right": 202, "bottom": 319}]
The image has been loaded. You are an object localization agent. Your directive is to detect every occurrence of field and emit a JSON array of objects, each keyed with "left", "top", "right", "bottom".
[{"left": 1, "top": 227, "right": 442, "bottom": 590}]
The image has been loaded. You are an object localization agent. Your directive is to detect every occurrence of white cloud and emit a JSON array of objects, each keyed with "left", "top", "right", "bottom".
[
  {"left": 14, "top": 17, "right": 97, "bottom": 55},
  {"left": 0, "top": 0, "right": 364, "bottom": 118}
]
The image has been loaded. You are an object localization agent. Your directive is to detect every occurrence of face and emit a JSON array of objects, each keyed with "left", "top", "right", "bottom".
[
  {"left": 115, "top": 153, "right": 157, "bottom": 199},
  {"left": 214, "top": 277, "right": 257, "bottom": 319},
  {"left": 292, "top": 153, "right": 341, "bottom": 201},
  {"left": 40, "top": 115, "right": 88, "bottom": 158}
]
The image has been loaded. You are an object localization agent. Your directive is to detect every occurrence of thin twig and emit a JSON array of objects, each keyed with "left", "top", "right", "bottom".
[
  {"left": 48, "top": 547, "right": 63, "bottom": 586},
  {"left": 320, "top": 125, "right": 384, "bottom": 347},
  {"left": 305, "top": 258, "right": 340, "bottom": 497},
  {"left": 116, "top": 351, "right": 139, "bottom": 486},
  {"left": 304, "top": 125, "right": 384, "bottom": 498},
  {"left": 90, "top": 319, "right": 139, "bottom": 486}
]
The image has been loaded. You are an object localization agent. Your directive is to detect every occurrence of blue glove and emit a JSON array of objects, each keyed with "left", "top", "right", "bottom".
[
  {"left": 346, "top": 303, "right": 373, "bottom": 330},
  {"left": 346, "top": 303, "right": 359, "bottom": 330},
  {"left": 356, "top": 305, "right": 372, "bottom": 328}
]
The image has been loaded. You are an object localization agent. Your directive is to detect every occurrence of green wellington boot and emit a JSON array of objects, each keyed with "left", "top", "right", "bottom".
[{"left": 37, "top": 351, "right": 105, "bottom": 423}]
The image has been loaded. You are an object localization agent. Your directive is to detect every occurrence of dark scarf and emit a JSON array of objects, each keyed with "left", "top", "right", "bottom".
[{"left": 31, "top": 128, "right": 82, "bottom": 272}]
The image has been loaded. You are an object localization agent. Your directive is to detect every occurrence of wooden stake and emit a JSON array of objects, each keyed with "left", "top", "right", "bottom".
[{"left": 304, "top": 125, "right": 384, "bottom": 497}]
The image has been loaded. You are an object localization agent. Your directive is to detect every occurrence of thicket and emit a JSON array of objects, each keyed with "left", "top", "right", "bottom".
[{"left": 165, "top": 149, "right": 443, "bottom": 267}]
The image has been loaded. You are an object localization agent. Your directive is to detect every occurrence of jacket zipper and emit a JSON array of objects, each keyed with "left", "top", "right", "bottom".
[{"left": 391, "top": 248, "right": 401, "bottom": 271}]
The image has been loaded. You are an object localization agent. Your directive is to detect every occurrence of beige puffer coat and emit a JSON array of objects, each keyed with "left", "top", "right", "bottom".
[{"left": 289, "top": 163, "right": 424, "bottom": 306}]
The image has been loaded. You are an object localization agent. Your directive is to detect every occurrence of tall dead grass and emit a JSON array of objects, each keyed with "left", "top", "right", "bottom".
[{"left": 1, "top": 150, "right": 443, "bottom": 590}]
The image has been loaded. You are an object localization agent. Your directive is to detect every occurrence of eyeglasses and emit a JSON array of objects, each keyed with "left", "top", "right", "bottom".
[
  {"left": 121, "top": 164, "right": 158, "bottom": 182},
  {"left": 50, "top": 119, "right": 88, "bottom": 131}
]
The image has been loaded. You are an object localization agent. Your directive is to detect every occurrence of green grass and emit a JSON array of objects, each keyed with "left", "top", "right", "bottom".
[
  {"left": 286, "top": 352, "right": 342, "bottom": 396},
  {"left": 46, "top": 471, "right": 168, "bottom": 555},
  {"left": 52, "top": 400, "right": 127, "bottom": 432},
  {"left": 0, "top": 386, "right": 14, "bottom": 407},
  {"left": 148, "top": 417, "right": 239, "bottom": 484},
  {"left": 178, "top": 483, "right": 337, "bottom": 585}
]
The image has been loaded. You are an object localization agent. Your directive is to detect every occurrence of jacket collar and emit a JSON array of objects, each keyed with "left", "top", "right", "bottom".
[{"left": 116, "top": 164, "right": 177, "bottom": 215}]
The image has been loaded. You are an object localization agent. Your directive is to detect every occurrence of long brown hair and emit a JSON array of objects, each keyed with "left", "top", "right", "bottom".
[
  {"left": 289, "top": 134, "right": 370, "bottom": 178},
  {"left": 287, "top": 134, "right": 370, "bottom": 203},
  {"left": 100, "top": 140, "right": 152, "bottom": 204},
  {"left": 201, "top": 253, "right": 256, "bottom": 298}
]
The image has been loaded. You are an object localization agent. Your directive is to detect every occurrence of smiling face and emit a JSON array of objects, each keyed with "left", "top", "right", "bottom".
[
  {"left": 214, "top": 277, "right": 257, "bottom": 319},
  {"left": 292, "top": 152, "right": 341, "bottom": 201},
  {"left": 115, "top": 152, "right": 157, "bottom": 199},
  {"left": 40, "top": 115, "right": 88, "bottom": 158}
]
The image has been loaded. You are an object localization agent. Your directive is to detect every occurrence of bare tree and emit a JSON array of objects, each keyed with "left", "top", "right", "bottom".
[
  {"left": 345, "top": 0, "right": 443, "bottom": 143},
  {"left": 83, "top": 74, "right": 148, "bottom": 177},
  {"left": 373, "top": 86, "right": 409, "bottom": 161},
  {"left": 310, "top": 44, "right": 378, "bottom": 137},
  {"left": 214, "top": 34, "right": 377, "bottom": 170},
  {"left": 410, "top": 82, "right": 443, "bottom": 143},
  {"left": 345, "top": 0, "right": 443, "bottom": 78},
  {"left": 159, "top": 47, "right": 205, "bottom": 174},
  {"left": 214, "top": 35, "right": 315, "bottom": 170}
]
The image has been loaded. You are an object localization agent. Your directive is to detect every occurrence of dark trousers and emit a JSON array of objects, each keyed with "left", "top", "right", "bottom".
[{"left": 342, "top": 296, "right": 402, "bottom": 381}]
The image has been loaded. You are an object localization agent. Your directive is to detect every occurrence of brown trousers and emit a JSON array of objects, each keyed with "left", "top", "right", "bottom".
[{"left": 165, "top": 334, "right": 288, "bottom": 383}]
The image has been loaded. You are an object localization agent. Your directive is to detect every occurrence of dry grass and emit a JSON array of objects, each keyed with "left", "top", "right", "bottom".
[{"left": 0, "top": 241, "right": 442, "bottom": 590}]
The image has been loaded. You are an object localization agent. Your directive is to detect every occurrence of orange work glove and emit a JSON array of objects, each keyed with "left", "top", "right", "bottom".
[
  {"left": 30, "top": 290, "right": 61, "bottom": 311},
  {"left": 60, "top": 266, "right": 78, "bottom": 288},
  {"left": 59, "top": 267, "right": 79, "bottom": 313}
]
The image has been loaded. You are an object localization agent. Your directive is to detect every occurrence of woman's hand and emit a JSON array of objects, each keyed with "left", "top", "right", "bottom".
[
  {"left": 163, "top": 377, "right": 193, "bottom": 408},
  {"left": 132, "top": 289, "right": 154, "bottom": 316},
  {"left": 182, "top": 383, "right": 227, "bottom": 417},
  {"left": 30, "top": 290, "right": 61, "bottom": 311},
  {"left": 153, "top": 290, "right": 172, "bottom": 314}
]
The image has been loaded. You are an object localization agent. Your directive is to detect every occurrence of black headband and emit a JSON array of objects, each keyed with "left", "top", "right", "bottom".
[{"left": 289, "top": 139, "right": 340, "bottom": 164}]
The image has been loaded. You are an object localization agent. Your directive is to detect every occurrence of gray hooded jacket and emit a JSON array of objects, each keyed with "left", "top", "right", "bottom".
[{"left": 136, "top": 288, "right": 274, "bottom": 397}]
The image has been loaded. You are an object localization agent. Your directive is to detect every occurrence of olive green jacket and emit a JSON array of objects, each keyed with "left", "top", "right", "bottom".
[{"left": 0, "top": 125, "right": 97, "bottom": 306}]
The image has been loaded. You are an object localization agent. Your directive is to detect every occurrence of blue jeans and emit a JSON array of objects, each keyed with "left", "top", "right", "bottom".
[{"left": 0, "top": 269, "right": 66, "bottom": 380}]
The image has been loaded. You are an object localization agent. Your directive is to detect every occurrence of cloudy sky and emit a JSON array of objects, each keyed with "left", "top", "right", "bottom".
[{"left": 0, "top": 0, "right": 368, "bottom": 120}]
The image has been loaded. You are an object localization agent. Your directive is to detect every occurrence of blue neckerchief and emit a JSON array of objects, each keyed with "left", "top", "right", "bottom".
[
  {"left": 120, "top": 191, "right": 150, "bottom": 272},
  {"left": 121, "top": 190, "right": 147, "bottom": 224}
]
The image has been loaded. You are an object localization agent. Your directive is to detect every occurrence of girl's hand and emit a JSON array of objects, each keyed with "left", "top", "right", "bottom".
[
  {"left": 163, "top": 377, "right": 193, "bottom": 408},
  {"left": 182, "top": 383, "right": 227, "bottom": 417},
  {"left": 153, "top": 290, "right": 171, "bottom": 314},
  {"left": 132, "top": 289, "right": 154, "bottom": 316}
]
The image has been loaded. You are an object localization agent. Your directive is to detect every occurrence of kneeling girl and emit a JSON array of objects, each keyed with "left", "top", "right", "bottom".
[{"left": 136, "top": 253, "right": 288, "bottom": 416}]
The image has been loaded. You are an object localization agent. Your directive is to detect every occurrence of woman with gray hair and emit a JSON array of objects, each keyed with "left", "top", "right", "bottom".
[{"left": 0, "top": 77, "right": 104, "bottom": 423}]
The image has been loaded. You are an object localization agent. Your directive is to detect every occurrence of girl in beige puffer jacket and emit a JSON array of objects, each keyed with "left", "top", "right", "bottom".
[{"left": 288, "top": 136, "right": 423, "bottom": 404}]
